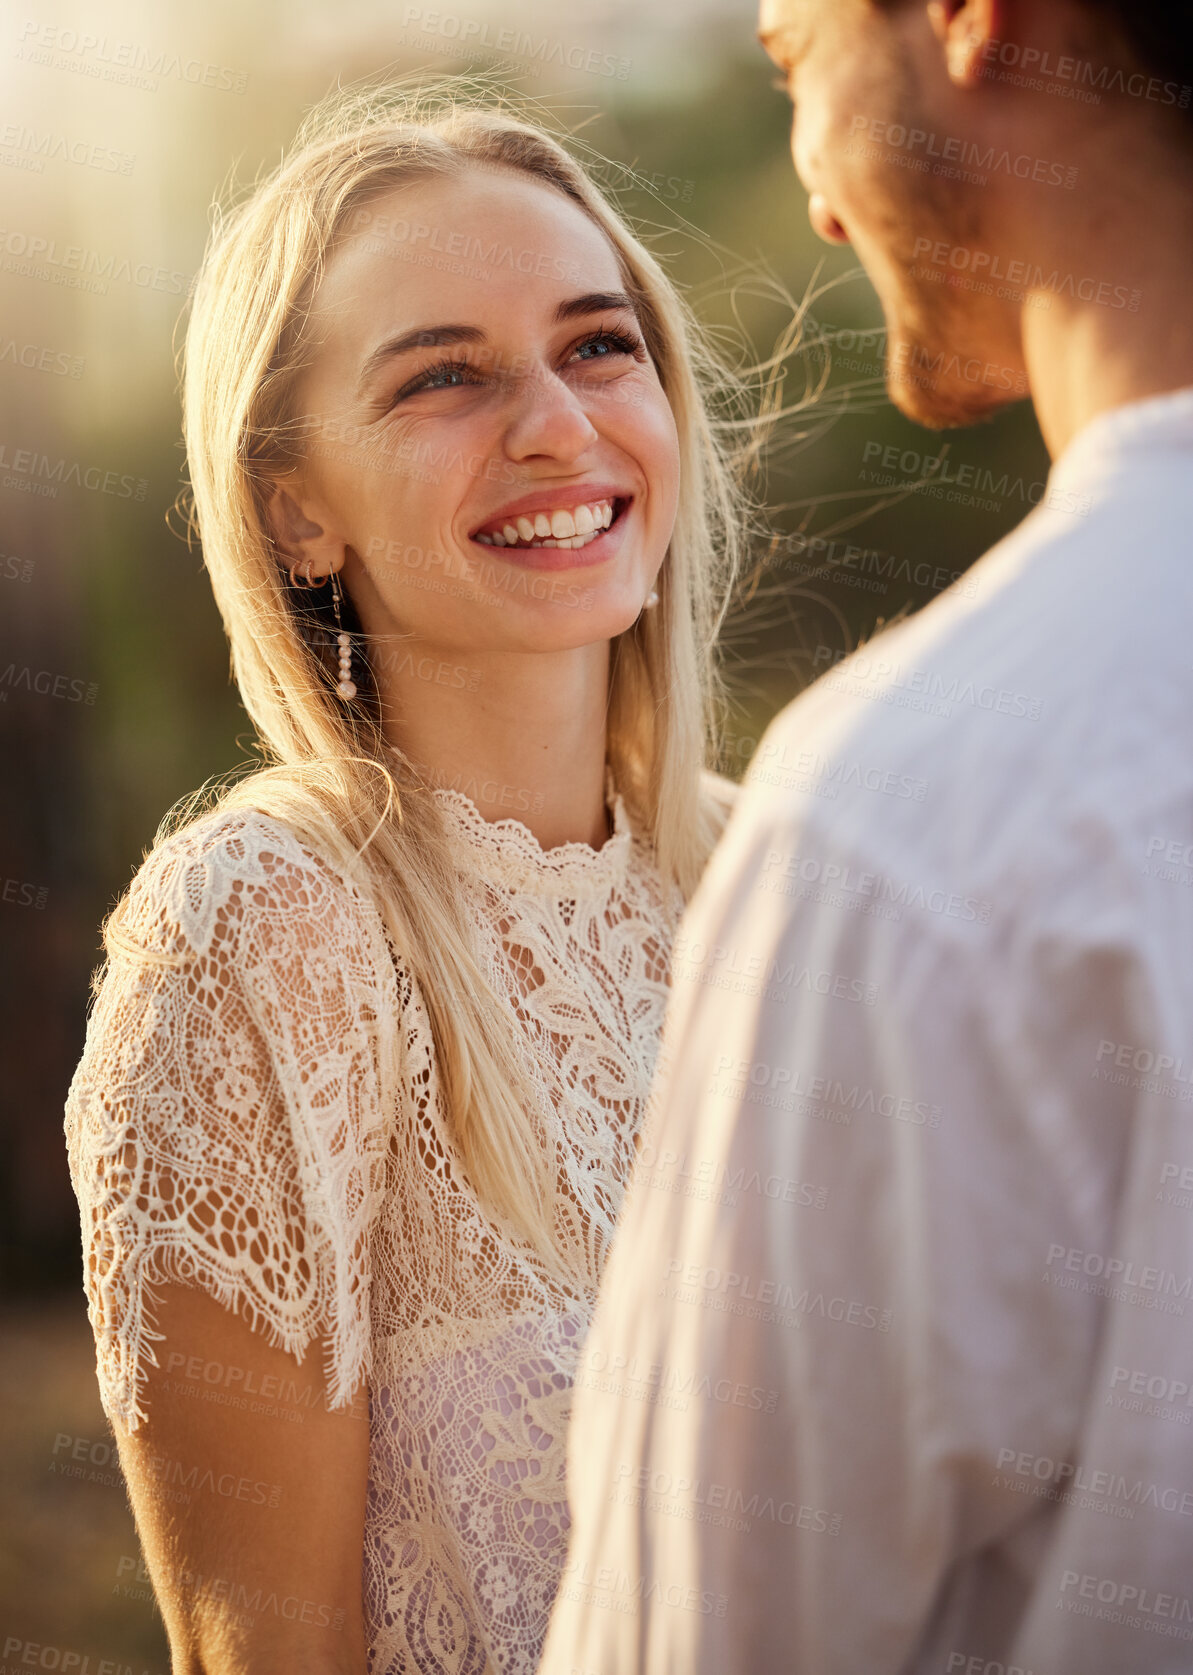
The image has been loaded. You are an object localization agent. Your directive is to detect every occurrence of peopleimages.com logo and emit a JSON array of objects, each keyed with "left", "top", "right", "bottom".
[{"left": 911, "top": 237, "right": 1140, "bottom": 312}]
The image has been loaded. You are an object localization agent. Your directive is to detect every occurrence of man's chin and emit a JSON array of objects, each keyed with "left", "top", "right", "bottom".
[{"left": 883, "top": 331, "right": 1024, "bottom": 430}]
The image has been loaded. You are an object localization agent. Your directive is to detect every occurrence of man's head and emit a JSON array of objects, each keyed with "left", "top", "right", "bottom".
[{"left": 760, "top": 0, "right": 1193, "bottom": 428}]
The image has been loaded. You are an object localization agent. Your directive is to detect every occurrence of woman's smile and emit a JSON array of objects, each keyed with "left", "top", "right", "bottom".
[
  {"left": 470, "top": 489, "right": 634, "bottom": 570},
  {"left": 271, "top": 165, "right": 679, "bottom": 653}
]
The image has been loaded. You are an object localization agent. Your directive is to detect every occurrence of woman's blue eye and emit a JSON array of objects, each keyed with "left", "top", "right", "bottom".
[
  {"left": 388, "top": 358, "right": 476, "bottom": 405},
  {"left": 427, "top": 364, "right": 471, "bottom": 387},
  {"left": 388, "top": 329, "right": 642, "bottom": 408},
  {"left": 575, "top": 331, "right": 640, "bottom": 360}
]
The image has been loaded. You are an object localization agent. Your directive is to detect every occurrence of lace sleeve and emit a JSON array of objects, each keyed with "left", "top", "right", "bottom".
[{"left": 63, "top": 809, "right": 398, "bottom": 1434}]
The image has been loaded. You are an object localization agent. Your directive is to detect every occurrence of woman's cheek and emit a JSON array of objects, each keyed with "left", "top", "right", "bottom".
[{"left": 641, "top": 386, "right": 681, "bottom": 490}]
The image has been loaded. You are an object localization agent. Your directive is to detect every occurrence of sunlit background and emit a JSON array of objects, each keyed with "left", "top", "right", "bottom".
[{"left": 0, "top": 0, "right": 1049, "bottom": 1652}]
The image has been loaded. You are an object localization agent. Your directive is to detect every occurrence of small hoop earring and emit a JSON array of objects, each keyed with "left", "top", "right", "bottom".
[
  {"left": 331, "top": 568, "right": 357, "bottom": 701},
  {"left": 288, "top": 557, "right": 328, "bottom": 590}
]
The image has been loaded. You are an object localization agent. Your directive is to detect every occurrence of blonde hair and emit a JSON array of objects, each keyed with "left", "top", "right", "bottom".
[{"left": 106, "top": 79, "right": 755, "bottom": 1276}]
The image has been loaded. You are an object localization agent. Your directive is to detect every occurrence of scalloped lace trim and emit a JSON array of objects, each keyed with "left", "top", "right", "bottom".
[{"left": 428, "top": 769, "right": 634, "bottom": 893}]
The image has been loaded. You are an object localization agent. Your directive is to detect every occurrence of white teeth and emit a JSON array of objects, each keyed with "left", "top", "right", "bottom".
[{"left": 476, "top": 498, "right": 620, "bottom": 548}]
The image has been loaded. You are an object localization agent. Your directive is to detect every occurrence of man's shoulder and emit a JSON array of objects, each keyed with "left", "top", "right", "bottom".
[
  {"left": 699, "top": 766, "right": 741, "bottom": 824},
  {"left": 748, "top": 559, "right": 1029, "bottom": 823},
  {"left": 770, "top": 484, "right": 1192, "bottom": 767},
  {"left": 744, "top": 499, "right": 1193, "bottom": 892}
]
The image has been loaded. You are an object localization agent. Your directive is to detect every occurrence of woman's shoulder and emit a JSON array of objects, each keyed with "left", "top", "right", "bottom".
[
  {"left": 137, "top": 802, "right": 310, "bottom": 872},
  {"left": 119, "top": 802, "right": 372, "bottom": 962}
]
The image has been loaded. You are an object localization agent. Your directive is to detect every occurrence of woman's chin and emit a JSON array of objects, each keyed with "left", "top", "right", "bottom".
[{"left": 522, "top": 589, "right": 658, "bottom": 649}]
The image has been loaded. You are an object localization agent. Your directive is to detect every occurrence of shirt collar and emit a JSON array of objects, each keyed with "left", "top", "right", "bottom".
[{"left": 1049, "top": 384, "right": 1193, "bottom": 498}]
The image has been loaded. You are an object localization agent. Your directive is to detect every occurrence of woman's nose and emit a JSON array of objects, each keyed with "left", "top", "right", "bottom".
[{"left": 503, "top": 367, "right": 600, "bottom": 463}]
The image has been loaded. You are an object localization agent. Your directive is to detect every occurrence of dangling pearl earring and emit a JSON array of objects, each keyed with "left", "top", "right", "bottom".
[
  {"left": 331, "top": 568, "right": 357, "bottom": 700},
  {"left": 643, "top": 589, "right": 659, "bottom": 610}
]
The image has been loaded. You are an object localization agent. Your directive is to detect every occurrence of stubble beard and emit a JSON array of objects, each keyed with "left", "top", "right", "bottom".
[{"left": 859, "top": 55, "right": 1022, "bottom": 428}]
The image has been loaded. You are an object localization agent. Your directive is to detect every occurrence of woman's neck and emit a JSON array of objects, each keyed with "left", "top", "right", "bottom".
[{"left": 375, "top": 635, "right": 614, "bottom": 851}]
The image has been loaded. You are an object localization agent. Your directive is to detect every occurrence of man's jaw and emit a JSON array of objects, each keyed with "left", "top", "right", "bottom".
[{"left": 884, "top": 322, "right": 1018, "bottom": 429}]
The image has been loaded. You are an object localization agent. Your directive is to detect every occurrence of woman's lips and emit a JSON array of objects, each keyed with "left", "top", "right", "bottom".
[{"left": 467, "top": 497, "right": 632, "bottom": 571}]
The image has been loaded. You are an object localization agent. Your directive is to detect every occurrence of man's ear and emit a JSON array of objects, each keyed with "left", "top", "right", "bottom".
[
  {"left": 264, "top": 481, "right": 342, "bottom": 580},
  {"left": 927, "top": 0, "right": 1006, "bottom": 90}
]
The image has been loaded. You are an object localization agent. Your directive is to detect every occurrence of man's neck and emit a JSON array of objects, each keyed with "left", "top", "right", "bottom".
[{"left": 1017, "top": 152, "right": 1193, "bottom": 458}]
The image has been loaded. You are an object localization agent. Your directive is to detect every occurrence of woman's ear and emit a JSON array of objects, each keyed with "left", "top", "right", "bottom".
[
  {"left": 264, "top": 480, "right": 343, "bottom": 579},
  {"left": 927, "top": 0, "right": 1005, "bottom": 90}
]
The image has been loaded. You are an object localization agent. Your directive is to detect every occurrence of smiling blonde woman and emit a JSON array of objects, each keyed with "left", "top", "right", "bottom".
[{"left": 63, "top": 83, "right": 749, "bottom": 1673}]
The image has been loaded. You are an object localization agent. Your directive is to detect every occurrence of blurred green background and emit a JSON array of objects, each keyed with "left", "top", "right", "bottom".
[{"left": 0, "top": 0, "right": 1048, "bottom": 1653}]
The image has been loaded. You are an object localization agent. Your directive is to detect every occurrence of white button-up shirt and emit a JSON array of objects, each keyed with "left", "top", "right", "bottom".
[{"left": 541, "top": 387, "right": 1193, "bottom": 1675}]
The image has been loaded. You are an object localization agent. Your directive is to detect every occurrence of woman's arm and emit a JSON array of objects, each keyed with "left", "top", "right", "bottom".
[
  {"left": 114, "top": 1281, "right": 370, "bottom": 1674},
  {"left": 64, "top": 811, "right": 398, "bottom": 1672}
]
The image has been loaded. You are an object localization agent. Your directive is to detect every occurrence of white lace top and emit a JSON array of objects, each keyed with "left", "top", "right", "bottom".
[{"left": 64, "top": 772, "right": 706, "bottom": 1673}]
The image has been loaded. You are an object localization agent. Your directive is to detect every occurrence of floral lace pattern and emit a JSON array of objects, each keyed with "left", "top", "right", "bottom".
[{"left": 64, "top": 775, "right": 699, "bottom": 1673}]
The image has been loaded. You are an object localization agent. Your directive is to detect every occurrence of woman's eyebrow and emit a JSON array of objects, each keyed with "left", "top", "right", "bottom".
[
  {"left": 554, "top": 290, "right": 638, "bottom": 322},
  {"left": 355, "top": 292, "right": 639, "bottom": 396},
  {"left": 356, "top": 324, "right": 484, "bottom": 395}
]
